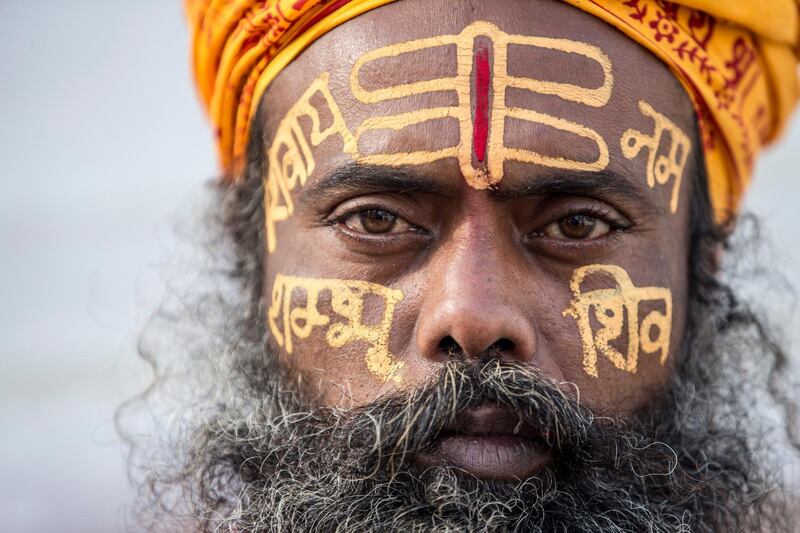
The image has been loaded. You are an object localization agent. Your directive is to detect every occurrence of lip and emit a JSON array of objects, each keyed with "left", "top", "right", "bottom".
[{"left": 415, "top": 405, "right": 552, "bottom": 480}]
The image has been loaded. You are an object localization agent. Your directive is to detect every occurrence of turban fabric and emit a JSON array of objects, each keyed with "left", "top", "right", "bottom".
[{"left": 185, "top": 0, "right": 800, "bottom": 222}]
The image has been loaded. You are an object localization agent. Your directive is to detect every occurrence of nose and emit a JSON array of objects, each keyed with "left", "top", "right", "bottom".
[{"left": 415, "top": 228, "right": 537, "bottom": 364}]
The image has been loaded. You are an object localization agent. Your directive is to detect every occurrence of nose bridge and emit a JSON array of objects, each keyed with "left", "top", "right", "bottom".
[
  {"left": 416, "top": 217, "right": 536, "bottom": 362},
  {"left": 443, "top": 219, "right": 507, "bottom": 301}
]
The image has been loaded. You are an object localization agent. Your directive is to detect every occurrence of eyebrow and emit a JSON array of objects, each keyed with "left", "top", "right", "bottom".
[
  {"left": 299, "top": 162, "right": 660, "bottom": 213},
  {"left": 490, "top": 168, "right": 656, "bottom": 206},
  {"left": 298, "top": 163, "right": 457, "bottom": 204}
]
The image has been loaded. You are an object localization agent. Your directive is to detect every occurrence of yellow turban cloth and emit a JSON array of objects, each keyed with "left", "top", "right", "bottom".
[{"left": 186, "top": 0, "right": 800, "bottom": 222}]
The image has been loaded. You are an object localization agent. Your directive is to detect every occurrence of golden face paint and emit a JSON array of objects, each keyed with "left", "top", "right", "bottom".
[
  {"left": 268, "top": 274, "right": 405, "bottom": 383},
  {"left": 350, "top": 21, "right": 614, "bottom": 188},
  {"left": 264, "top": 22, "right": 616, "bottom": 252},
  {"left": 563, "top": 264, "right": 672, "bottom": 378},
  {"left": 621, "top": 100, "right": 692, "bottom": 213},
  {"left": 264, "top": 73, "right": 358, "bottom": 253}
]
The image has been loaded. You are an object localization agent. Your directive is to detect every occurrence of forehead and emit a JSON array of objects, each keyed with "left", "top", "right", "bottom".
[{"left": 260, "top": 0, "right": 696, "bottom": 192}]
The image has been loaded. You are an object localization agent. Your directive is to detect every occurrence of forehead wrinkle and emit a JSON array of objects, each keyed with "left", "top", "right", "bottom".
[{"left": 296, "top": 163, "right": 459, "bottom": 205}]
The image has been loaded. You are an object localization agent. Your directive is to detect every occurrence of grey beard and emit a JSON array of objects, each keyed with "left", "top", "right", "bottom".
[{"left": 181, "top": 355, "right": 777, "bottom": 533}]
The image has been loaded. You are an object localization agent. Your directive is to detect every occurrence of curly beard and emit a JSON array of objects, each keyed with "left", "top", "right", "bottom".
[{"left": 125, "top": 317, "right": 793, "bottom": 533}]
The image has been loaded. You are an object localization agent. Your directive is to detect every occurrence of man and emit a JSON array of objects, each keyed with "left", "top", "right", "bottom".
[{"left": 128, "top": 0, "right": 800, "bottom": 531}]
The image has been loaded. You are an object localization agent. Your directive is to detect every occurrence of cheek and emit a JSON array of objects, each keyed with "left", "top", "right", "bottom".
[
  {"left": 547, "top": 260, "right": 685, "bottom": 414},
  {"left": 264, "top": 270, "right": 411, "bottom": 407},
  {"left": 284, "top": 342, "right": 398, "bottom": 407}
]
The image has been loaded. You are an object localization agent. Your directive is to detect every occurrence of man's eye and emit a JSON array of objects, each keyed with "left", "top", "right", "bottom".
[
  {"left": 542, "top": 214, "right": 612, "bottom": 240},
  {"left": 341, "top": 209, "right": 408, "bottom": 235}
]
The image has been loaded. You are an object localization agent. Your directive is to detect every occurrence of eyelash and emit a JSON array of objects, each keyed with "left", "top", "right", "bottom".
[
  {"left": 327, "top": 202, "right": 631, "bottom": 249},
  {"left": 328, "top": 205, "right": 392, "bottom": 225},
  {"left": 327, "top": 205, "right": 427, "bottom": 242},
  {"left": 527, "top": 205, "right": 631, "bottom": 242},
  {"left": 566, "top": 205, "right": 628, "bottom": 228}
]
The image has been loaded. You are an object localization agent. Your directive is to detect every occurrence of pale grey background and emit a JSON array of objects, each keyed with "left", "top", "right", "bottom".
[{"left": 0, "top": 2, "right": 798, "bottom": 532}]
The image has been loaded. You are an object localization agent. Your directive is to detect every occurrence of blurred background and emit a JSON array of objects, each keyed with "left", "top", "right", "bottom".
[{"left": 0, "top": 2, "right": 798, "bottom": 531}]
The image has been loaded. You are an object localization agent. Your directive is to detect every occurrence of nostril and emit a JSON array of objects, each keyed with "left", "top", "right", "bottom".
[
  {"left": 490, "top": 338, "right": 516, "bottom": 353},
  {"left": 438, "top": 336, "right": 462, "bottom": 358}
]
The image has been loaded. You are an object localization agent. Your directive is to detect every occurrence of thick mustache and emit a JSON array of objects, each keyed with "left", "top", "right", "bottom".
[{"left": 338, "top": 359, "right": 593, "bottom": 465}]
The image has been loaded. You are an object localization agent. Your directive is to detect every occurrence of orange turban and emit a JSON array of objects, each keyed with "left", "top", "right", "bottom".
[{"left": 186, "top": 0, "right": 800, "bottom": 222}]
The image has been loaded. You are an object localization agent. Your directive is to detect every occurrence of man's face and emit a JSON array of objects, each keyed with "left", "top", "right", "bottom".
[{"left": 260, "top": 0, "right": 694, "bottom": 480}]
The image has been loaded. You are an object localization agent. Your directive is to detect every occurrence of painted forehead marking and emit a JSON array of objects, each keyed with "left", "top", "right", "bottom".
[
  {"left": 264, "top": 21, "right": 620, "bottom": 253},
  {"left": 350, "top": 20, "right": 614, "bottom": 188},
  {"left": 622, "top": 100, "right": 692, "bottom": 214}
]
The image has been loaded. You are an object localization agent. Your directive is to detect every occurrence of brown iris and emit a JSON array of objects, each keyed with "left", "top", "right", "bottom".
[
  {"left": 359, "top": 209, "right": 398, "bottom": 234},
  {"left": 558, "top": 214, "right": 598, "bottom": 239}
]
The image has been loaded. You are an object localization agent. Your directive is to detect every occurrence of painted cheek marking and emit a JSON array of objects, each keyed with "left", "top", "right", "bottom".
[
  {"left": 472, "top": 42, "right": 491, "bottom": 165},
  {"left": 562, "top": 264, "right": 672, "bottom": 378},
  {"left": 268, "top": 274, "right": 405, "bottom": 383}
]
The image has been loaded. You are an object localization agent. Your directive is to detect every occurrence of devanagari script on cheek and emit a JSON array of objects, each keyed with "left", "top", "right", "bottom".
[
  {"left": 268, "top": 274, "right": 405, "bottom": 383},
  {"left": 563, "top": 264, "right": 673, "bottom": 378}
]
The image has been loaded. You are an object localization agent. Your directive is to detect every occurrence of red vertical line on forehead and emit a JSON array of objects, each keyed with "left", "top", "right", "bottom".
[{"left": 473, "top": 42, "right": 492, "bottom": 164}]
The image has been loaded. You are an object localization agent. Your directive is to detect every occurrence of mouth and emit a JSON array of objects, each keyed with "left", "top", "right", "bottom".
[{"left": 415, "top": 404, "right": 552, "bottom": 480}]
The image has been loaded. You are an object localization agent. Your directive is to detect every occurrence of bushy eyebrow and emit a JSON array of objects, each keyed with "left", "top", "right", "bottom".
[
  {"left": 299, "top": 162, "right": 661, "bottom": 214},
  {"left": 298, "top": 163, "right": 458, "bottom": 203},
  {"left": 491, "top": 169, "right": 658, "bottom": 206}
]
